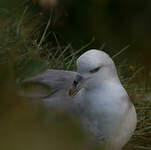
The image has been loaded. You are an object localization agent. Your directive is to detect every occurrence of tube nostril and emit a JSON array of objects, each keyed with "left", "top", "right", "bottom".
[{"left": 73, "top": 80, "right": 78, "bottom": 86}]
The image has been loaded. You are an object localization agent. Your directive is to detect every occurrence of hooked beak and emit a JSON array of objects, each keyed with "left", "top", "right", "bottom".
[{"left": 69, "top": 74, "right": 85, "bottom": 97}]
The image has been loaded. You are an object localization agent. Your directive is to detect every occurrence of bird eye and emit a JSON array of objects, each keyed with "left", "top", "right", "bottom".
[{"left": 89, "top": 67, "right": 101, "bottom": 73}]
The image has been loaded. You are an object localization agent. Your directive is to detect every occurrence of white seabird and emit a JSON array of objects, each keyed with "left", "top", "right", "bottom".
[{"left": 21, "top": 49, "right": 137, "bottom": 150}]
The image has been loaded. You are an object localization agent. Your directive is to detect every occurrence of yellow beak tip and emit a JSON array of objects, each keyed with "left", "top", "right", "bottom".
[{"left": 69, "top": 88, "right": 73, "bottom": 97}]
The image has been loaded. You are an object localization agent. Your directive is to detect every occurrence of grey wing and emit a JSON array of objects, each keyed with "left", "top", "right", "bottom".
[{"left": 20, "top": 69, "right": 77, "bottom": 111}]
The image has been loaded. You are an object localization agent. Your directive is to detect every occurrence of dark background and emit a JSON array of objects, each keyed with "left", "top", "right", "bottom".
[{"left": 0, "top": 0, "right": 150, "bottom": 84}]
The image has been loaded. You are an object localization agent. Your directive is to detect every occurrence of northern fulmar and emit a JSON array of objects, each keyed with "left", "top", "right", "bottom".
[{"left": 21, "top": 49, "right": 137, "bottom": 150}]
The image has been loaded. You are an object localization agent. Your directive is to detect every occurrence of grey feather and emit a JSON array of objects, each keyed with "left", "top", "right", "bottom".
[{"left": 20, "top": 69, "right": 78, "bottom": 112}]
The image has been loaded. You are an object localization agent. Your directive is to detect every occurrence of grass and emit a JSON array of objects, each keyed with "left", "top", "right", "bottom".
[
  {"left": 124, "top": 89, "right": 151, "bottom": 150},
  {"left": 0, "top": 2, "right": 151, "bottom": 150}
]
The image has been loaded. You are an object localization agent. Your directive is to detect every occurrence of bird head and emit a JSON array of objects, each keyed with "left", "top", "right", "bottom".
[{"left": 69, "top": 49, "right": 118, "bottom": 96}]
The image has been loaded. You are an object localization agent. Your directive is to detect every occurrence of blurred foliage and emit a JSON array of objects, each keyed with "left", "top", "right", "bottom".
[
  {"left": 0, "top": 65, "right": 87, "bottom": 150},
  {"left": 19, "top": 58, "right": 48, "bottom": 80},
  {"left": 0, "top": 2, "right": 87, "bottom": 150},
  {"left": 0, "top": 0, "right": 150, "bottom": 82}
]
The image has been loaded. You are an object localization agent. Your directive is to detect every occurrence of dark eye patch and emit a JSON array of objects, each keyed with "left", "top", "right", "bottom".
[{"left": 89, "top": 67, "right": 101, "bottom": 73}]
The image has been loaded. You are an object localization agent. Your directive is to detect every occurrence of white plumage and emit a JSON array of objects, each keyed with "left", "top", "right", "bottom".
[{"left": 22, "top": 49, "right": 137, "bottom": 150}]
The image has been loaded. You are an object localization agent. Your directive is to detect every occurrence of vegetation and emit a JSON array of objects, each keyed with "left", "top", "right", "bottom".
[{"left": 0, "top": 0, "right": 150, "bottom": 150}]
